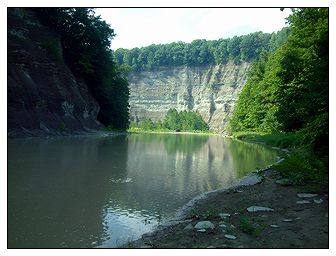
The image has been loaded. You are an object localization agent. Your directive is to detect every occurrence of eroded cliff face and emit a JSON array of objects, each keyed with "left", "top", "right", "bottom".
[
  {"left": 128, "top": 62, "right": 250, "bottom": 131},
  {"left": 8, "top": 8, "right": 103, "bottom": 137}
]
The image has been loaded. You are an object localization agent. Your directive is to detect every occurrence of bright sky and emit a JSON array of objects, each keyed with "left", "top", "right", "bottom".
[{"left": 95, "top": 8, "right": 292, "bottom": 50}]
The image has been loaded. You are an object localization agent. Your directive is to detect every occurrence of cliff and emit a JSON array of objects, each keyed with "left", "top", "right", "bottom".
[
  {"left": 128, "top": 62, "right": 251, "bottom": 131},
  {"left": 8, "top": 8, "right": 103, "bottom": 137}
]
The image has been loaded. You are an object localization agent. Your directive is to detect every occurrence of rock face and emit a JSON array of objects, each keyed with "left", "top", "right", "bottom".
[
  {"left": 128, "top": 62, "right": 251, "bottom": 131},
  {"left": 8, "top": 8, "right": 103, "bottom": 137}
]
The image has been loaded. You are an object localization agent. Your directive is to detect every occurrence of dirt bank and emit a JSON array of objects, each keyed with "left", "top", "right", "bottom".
[{"left": 128, "top": 168, "right": 328, "bottom": 249}]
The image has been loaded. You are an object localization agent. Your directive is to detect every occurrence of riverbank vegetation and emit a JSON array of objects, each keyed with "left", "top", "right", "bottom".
[
  {"left": 128, "top": 108, "right": 209, "bottom": 132},
  {"left": 230, "top": 8, "right": 328, "bottom": 189}
]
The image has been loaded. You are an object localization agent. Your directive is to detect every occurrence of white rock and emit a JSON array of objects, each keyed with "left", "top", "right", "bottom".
[
  {"left": 282, "top": 219, "right": 293, "bottom": 222},
  {"left": 296, "top": 200, "right": 311, "bottom": 204},
  {"left": 270, "top": 224, "right": 279, "bottom": 228},
  {"left": 219, "top": 224, "right": 227, "bottom": 228},
  {"left": 247, "top": 206, "right": 274, "bottom": 212},
  {"left": 197, "top": 229, "right": 206, "bottom": 233},
  {"left": 194, "top": 221, "right": 215, "bottom": 230},
  {"left": 224, "top": 234, "right": 237, "bottom": 240},
  {"left": 219, "top": 213, "right": 231, "bottom": 219},
  {"left": 297, "top": 193, "right": 318, "bottom": 198},
  {"left": 313, "top": 199, "right": 323, "bottom": 204}
]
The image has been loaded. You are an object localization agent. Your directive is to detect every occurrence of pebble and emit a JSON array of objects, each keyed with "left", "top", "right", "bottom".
[
  {"left": 207, "top": 246, "right": 216, "bottom": 249},
  {"left": 247, "top": 206, "right": 274, "bottom": 212},
  {"left": 219, "top": 213, "right": 231, "bottom": 219},
  {"left": 197, "top": 229, "right": 207, "bottom": 233},
  {"left": 296, "top": 200, "right": 311, "bottom": 204},
  {"left": 224, "top": 234, "right": 237, "bottom": 240},
  {"left": 270, "top": 224, "right": 279, "bottom": 228},
  {"left": 297, "top": 193, "right": 318, "bottom": 198},
  {"left": 219, "top": 224, "right": 228, "bottom": 228},
  {"left": 282, "top": 219, "right": 293, "bottom": 222},
  {"left": 234, "top": 190, "right": 243, "bottom": 193},
  {"left": 275, "top": 179, "right": 292, "bottom": 186},
  {"left": 313, "top": 199, "right": 323, "bottom": 204},
  {"left": 194, "top": 221, "right": 215, "bottom": 230}
]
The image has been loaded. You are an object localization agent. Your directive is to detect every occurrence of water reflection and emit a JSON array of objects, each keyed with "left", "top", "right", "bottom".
[{"left": 8, "top": 134, "right": 278, "bottom": 248}]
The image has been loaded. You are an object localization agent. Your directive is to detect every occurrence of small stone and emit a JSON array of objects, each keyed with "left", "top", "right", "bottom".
[
  {"left": 247, "top": 206, "right": 274, "bottom": 212},
  {"left": 197, "top": 229, "right": 206, "bottom": 233},
  {"left": 183, "top": 223, "right": 194, "bottom": 230},
  {"left": 219, "top": 224, "right": 228, "bottom": 228},
  {"left": 219, "top": 213, "right": 231, "bottom": 219},
  {"left": 207, "top": 246, "right": 216, "bottom": 248},
  {"left": 234, "top": 190, "right": 243, "bottom": 193},
  {"left": 234, "top": 212, "right": 239, "bottom": 215},
  {"left": 275, "top": 179, "right": 292, "bottom": 186},
  {"left": 224, "top": 234, "right": 237, "bottom": 240},
  {"left": 282, "top": 219, "right": 293, "bottom": 222},
  {"left": 270, "top": 224, "right": 279, "bottom": 228},
  {"left": 313, "top": 199, "right": 323, "bottom": 204},
  {"left": 194, "top": 221, "right": 215, "bottom": 230},
  {"left": 295, "top": 217, "right": 301, "bottom": 220},
  {"left": 296, "top": 200, "right": 311, "bottom": 204},
  {"left": 297, "top": 193, "right": 318, "bottom": 198}
]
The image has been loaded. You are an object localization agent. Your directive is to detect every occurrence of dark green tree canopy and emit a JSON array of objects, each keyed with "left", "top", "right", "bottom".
[{"left": 113, "top": 28, "right": 290, "bottom": 71}]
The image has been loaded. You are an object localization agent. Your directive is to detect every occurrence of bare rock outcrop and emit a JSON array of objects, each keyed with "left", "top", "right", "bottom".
[
  {"left": 8, "top": 8, "right": 103, "bottom": 137},
  {"left": 128, "top": 62, "right": 250, "bottom": 131}
]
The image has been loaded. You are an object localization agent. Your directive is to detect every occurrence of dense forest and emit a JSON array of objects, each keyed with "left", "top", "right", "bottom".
[
  {"left": 129, "top": 108, "right": 209, "bottom": 132},
  {"left": 33, "top": 8, "right": 130, "bottom": 130},
  {"left": 230, "top": 8, "right": 328, "bottom": 184},
  {"left": 113, "top": 28, "right": 290, "bottom": 71}
]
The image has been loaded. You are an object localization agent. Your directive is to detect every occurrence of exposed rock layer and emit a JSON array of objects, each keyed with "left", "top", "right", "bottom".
[
  {"left": 8, "top": 8, "right": 102, "bottom": 137},
  {"left": 128, "top": 62, "right": 251, "bottom": 131}
]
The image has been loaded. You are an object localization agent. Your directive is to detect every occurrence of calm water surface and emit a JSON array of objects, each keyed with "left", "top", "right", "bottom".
[{"left": 8, "top": 133, "right": 279, "bottom": 248}]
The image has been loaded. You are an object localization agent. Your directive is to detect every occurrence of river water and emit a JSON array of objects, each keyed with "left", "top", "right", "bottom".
[{"left": 8, "top": 133, "right": 279, "bottom": 248}]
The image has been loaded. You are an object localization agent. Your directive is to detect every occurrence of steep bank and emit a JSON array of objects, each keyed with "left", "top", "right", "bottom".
[
  {"left": 8, "top": 8, "right": 103, "bottom": 137},
  {"left": 128, "top": 62, "right": 251, "bottom": 131}
]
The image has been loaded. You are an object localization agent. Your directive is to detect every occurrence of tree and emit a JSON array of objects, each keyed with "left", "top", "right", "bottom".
[{"left": 34, "top": 8, "right": 130, "bottom": 130}]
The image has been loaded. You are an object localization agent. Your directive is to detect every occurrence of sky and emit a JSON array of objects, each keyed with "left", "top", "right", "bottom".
[{"left": 95, "top": 8, "right": 293, "bottom": 50}]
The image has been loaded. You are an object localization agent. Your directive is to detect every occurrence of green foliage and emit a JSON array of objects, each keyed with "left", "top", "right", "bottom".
[
  {"left": 233, "top": 131, "right": 304, "bottom": 149},
  {"left": 274, "top": 149, "right": 328, "bottom": 187},
  {"left": 41, "top": 36, "right": 62, "bottom": 62},
  {"left": 113, "top": 29, "right": 289, "bottom": 71},
  {"left": 230, "top": 8, "right": 328, "bottom": 150},
  {"left": 230, "top": 8, "right": 328, "bottom": 187},
  {"left": 239, "top": 217, "right": 266, "bottom": 236},
  {"left": 34, "top": 8, "right": 130, "bottom": 130},
  {"left": 129, "top": 108, "right": 209, "bottom": 132}
]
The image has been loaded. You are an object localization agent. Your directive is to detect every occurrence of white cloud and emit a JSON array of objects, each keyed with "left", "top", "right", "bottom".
[{"left": 95, "top": 8, "right": 292, "bottom": 50}]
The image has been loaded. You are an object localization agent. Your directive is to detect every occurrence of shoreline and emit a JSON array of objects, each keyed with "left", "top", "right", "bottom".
[
  {"left": 126, "top": 160, "right": 328, "bottom": 249},
  {"left": 127, "top": 161, "right": 278, "bottom": 248}
]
